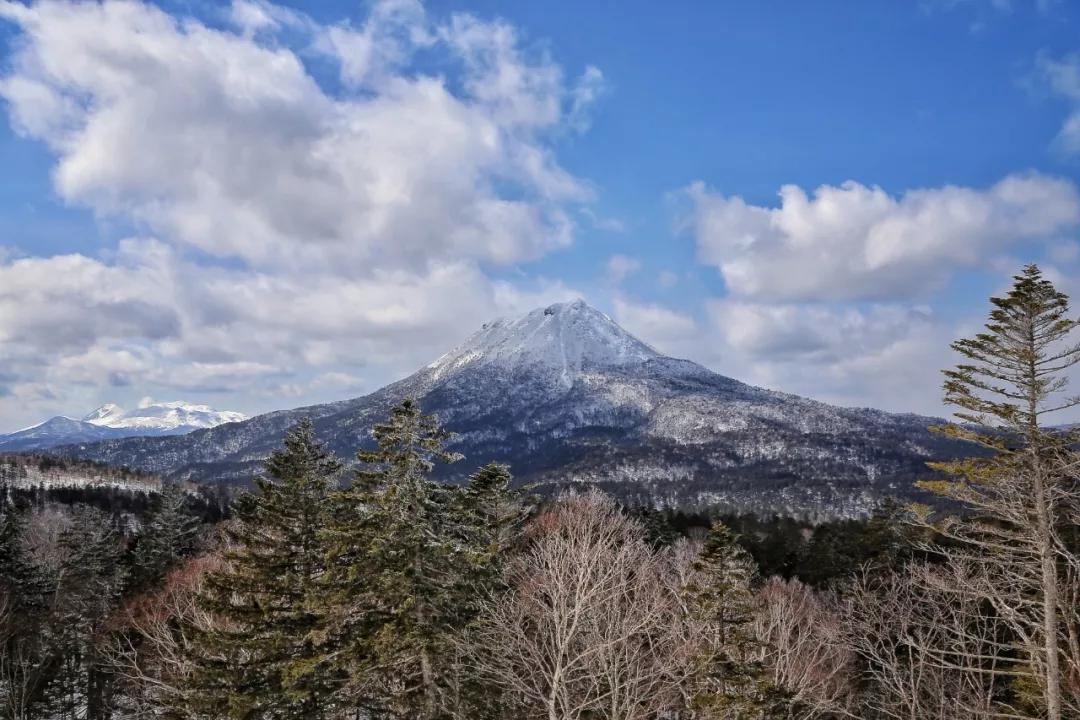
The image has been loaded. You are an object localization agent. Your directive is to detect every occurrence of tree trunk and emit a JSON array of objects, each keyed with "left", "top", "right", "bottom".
[{"left": 1035, "top": 466, "right": 1063, "bottom": 720}]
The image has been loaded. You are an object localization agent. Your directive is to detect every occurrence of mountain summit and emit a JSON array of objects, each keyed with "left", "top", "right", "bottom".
[
  {"left": 84, "top": 401, "right": 247, "bottom": 433},
  {"left": 55, "top": 301, "right": 967, "bottom": 519},
  {"left": 426, "top": 300, "right": 661, "bottom": 385}
]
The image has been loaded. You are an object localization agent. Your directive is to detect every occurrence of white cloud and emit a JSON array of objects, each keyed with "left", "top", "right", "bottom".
[
  {"left": 613, "top": 294, "right": 956, "bottom": 415},
  {"left": 0, "top": 239, "right": 580, "bottom": 428},
  {"left": 0, "top": 0, "right": 593, "bottom": 272},
  {"left": 0, "top": 0, "right": 598, "bottom": 430},
  {"left": 612, "top": 297, "right": 697, "bottom": 354},
  {"left": 684, "top": 173, "right": 1080, "bottom": 302}
]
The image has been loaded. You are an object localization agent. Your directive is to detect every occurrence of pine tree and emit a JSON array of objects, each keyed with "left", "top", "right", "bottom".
[
  {"left": 918, "top": 264, "right": 1080, "bottom": 719},
  {"left": 685, "top": 521, "right": 768, "bottom": 719},
  {"left": 321, "top": 398, "right": 463, "bottom": 720},
  {"left": 191, "top": 418, "right": 343, "bottom": 719},
  {"left": 130, "top": 482, "right": 201, "bottom": 591}
]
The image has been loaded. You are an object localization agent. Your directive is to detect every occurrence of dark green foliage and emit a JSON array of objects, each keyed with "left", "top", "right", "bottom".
[
  {"left": 191, "top": 418, "right": 343, "bottom": 719},
  {"left": 129, "top": 483, "right": 202, "bottom": 591},
  {"left": 51, "top": 507, "right": 128, "bottom": 718},
  {"left": 322, "top": 398, "right": 465, "bottom": 719},
  {"left": 639, "top": 503, "right": 915, "bottom": 587},
  {"left": 685, "top": 522, "right": 768, "bottom": 717}
]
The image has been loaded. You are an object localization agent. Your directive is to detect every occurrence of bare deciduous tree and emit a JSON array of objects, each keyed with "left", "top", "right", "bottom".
[
  {"left": 753, "top": 577, "right": 853, "bottom": 717},
  {"left": 107, "top": 554, "right": 224, "bottom": 719},
  {"left": 844, "top": 565, "right": 1002, "bottom": 720},
  {"left": 466, "top": 491, "right": 685, "bottom": 720}
]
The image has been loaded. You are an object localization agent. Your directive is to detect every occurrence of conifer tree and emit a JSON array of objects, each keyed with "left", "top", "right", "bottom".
[
  {"left": 0, "top": 505, "right": 56, "bottom": 716},
  {"left": 52, "top": 506, "right": 127, "bottom": 719},
  {"left": 322, "top": 398, "right": 462, "bottom": 720},
  {"left": 918, "top": 264, "right": 1080, "bottom": 719},
  {"left": 457, "top": 462, "right": 524, "bottom": 592},
  {"left": 130, "top": 482, "right": 201, "bottom": 591},
  {"left": 191, "top": 418, "right": 343, "bottom": 719},
  {"left": 445, "top": 463, "right": 527, "bottom": 719},
  {"left": 685, "top": 521, "right": 767, "bottom": 718},
  {"left": 0, "top": 504, "right": 52, "bottom": 614}
]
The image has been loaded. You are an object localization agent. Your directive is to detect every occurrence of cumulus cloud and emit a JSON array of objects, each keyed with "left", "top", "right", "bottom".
[
  {"left": 0, "top": 0, "right": 598, "bottom": 272},
  {"left": 684, "top": 173, "right": 1080, "bottom": 302},
  {"left": 612, "top": 294, "right": 956, "bottom": 415},
  {"left": 0, "top": 238, "right": 580, "bottom": 427},
  {"left": 611, "top": 297, "right": 696, "bottom": 353},
  {"left": 0, "top": 0, "right": 599, "bottom": 429}
]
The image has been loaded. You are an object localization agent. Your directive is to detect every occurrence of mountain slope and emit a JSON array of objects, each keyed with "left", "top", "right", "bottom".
[
  {"left": 56, "top": 300, "right": 968, "bottom": 519},
  {"left": 0, "top": 416, "right": 135, "bottom": 452}
]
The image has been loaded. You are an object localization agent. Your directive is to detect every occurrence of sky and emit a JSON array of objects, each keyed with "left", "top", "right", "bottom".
[{"left": 2, "top": 0, "right": 1080, "bottom": 431}]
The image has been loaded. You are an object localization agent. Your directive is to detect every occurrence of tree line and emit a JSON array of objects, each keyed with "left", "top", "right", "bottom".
[{"left": 0, "top": 264, "right": 1078, "bottom": 719}]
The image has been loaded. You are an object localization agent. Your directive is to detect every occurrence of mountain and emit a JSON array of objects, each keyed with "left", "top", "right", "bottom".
[
  {"left": 82, "top": 401, "right": 247, "bottom": 433},
  {"left": 0, "top": 416, "right": 135, "bottom": 453},
  {"left": 54, "top": 300, "right": 970, "bottom": 519},
  {"left": 0, "top": 402, "right": 247, "bottom": 452}
]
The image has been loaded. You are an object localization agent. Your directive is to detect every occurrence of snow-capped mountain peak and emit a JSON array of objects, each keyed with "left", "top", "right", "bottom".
[
  {"left": 83, "top": 403, "right": 125, "bottom": 425},
  {"left": 426, "top": 299, "right": 661, "bottom": 383},
  {"left": 83, "top": 401, "right": 247, "bottom": 432}
]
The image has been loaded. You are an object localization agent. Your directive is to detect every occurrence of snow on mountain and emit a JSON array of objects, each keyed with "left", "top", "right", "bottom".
[
  {"left": 426, "top": 300, "right": 660, "bottom": 386},
  {"left": 56, "top": 301, "right": 973, "bottom": 520},
  {"left": 82, "top": 403, "right": 125, "bottom": 425},
  {"left": 0, "top": 402, "right": 247, "bottom": 452},
  {"left": 83, "top": 401, "right": 247, "bottom": 433}
]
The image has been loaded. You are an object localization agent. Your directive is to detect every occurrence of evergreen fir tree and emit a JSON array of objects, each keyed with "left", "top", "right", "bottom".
[
  {"left": 191, "top": 418, "right": 343, "bottom": 720},
  {"left": 129, "top": 482, "right": 201, "bottom": 591},
  {"left": 0, "top": 503, "right": 52, "bottom": 614},
  {"left": 446, "top": 462, "right": 527, "bottom": 720},
  {"left": 685, "top": 521, "right": 768, "bottom": 719},
  {"left": 322, "top": 398, "right": 463, "bottom": 720},
  {"left": 457, "top": 462, "right": 525, "bottom": 591}
]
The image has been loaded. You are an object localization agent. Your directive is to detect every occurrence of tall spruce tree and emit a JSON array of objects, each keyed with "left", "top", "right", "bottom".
[
  {"left": 446, "top": 463, "right": 527, "bottom": 720},
  {"left": 191, "top": 418, "right": 343, "bottom": 720},
  {"left": 321, "top": 398, "right": 463, "bottom": 720},
  {"left": 918, "top": 264, "right": 1080, "bottom": 719},
  {"left": 457, "top": 463, "right": 524, "bottom": 593},
  {"left": 685, "top": 521, "right": 768, "bottom": 718},
  {"left": 130, "top": 482, "right": 201, "bottom": 591}
]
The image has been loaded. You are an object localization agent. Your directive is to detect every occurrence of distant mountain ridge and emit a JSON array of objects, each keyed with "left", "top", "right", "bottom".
[
  {"left": 0, "top": 401, "right": 247, "bottom": 452},
  {"left": 55, "top": 301, "right": 970, "bottom": 519}
]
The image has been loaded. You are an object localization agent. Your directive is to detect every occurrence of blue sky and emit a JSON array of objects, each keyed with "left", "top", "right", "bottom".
[{"left": 2, "top": 0, "right": 1080, "bottom": 431}]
